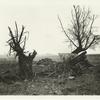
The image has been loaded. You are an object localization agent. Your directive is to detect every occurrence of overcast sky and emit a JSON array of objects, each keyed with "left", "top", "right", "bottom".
[{"left": 0, "top": 0, "right": 100, "bottom": 55}]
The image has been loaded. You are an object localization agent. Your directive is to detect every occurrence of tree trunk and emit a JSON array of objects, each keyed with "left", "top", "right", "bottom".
[
  {"left": 72, "top": 47, "right": 86, "bottom": 54},
  {"left": 18, "top": 54, "right": 34, "bottom": 80}
]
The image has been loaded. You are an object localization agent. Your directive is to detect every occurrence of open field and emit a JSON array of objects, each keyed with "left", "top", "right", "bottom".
[
  {"left": 87, "top": 54, "right": 100, "bottom": 65},
  {"left": 0, "top": 55, "right": 100, "bottom": 95}
]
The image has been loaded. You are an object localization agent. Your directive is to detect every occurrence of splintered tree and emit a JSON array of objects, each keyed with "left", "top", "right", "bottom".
[
  {"left": 7, "top": 22, "right": 37, "bottom": 80},
  {"left": 58, "top": 5, "right": 100, "bottom": 54}
]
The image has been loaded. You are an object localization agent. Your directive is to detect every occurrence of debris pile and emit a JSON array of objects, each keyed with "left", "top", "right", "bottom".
[
  {"left": 32, "top": 58, "right": 57, "bottom": 77},
  {"left": 34, "top": 51, "right": 91, "bottom": 78},
  {"left": 37, "top": 58, "right": 56, "bottom": 66},
  {"left": 58, "top": 51, "right": 91, "bottom": 77}
]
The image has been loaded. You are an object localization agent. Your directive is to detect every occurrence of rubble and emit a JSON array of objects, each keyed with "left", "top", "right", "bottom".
[
  {"left": 31, "top": 51, "right": 92, "bottom": 78},
  {"left": 37, "top": 58, "right": 56, "bottom": 66},
  {"left": 58, "top": 51, "right": 91, "bottom": 77}
]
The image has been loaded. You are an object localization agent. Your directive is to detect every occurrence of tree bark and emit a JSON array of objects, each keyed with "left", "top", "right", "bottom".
[{"left": 18, "top": 54, "right": 34, "bottom": 80}]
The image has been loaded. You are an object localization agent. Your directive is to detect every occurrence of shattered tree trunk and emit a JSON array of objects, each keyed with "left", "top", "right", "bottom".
[
  {"left": 18, "top": 54, "right": 34, "bottom": 80},
  {"left": 7, "top": 22, "right": 37, "bottom": 80},
  {"left": 70, "top": 51, "right": 87, "bottom": 65},
  {"left": 66, "top": 51, "right": 87, "bottom": 76}
]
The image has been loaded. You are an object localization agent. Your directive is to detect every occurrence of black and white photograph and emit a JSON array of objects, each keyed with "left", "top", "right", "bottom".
[{"left": 0, "top": 0, "right": 100, "bottom": 96}]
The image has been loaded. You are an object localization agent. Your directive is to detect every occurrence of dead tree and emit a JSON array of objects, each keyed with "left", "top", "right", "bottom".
[
  {"left": 58, "top": 5, "right": 100, "bottom": 54},
  {"left": 7, "top": 22, "right": 37, "bottom": 80}
]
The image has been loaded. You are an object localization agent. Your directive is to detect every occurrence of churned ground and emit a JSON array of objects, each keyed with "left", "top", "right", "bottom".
[{"left": 0, "top": 59, "right": 100, "bottom": 95}]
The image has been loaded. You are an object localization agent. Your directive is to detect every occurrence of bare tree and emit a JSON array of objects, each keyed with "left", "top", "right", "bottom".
[
  {"left": 7, "top": 22, "right": 37, "bottom": 80},
  {"left": 58, "top": 5, "right": 100, "bottom": 54}
]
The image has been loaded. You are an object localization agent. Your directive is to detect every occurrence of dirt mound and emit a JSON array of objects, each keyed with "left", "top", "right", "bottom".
[{"left": 37, "top": 58, "right": 56, "bottom": 66}]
